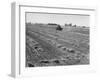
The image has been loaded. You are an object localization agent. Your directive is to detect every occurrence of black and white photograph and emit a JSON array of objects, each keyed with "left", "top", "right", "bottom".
[{"left": 25, "top": 12, "right": 90, "bottom": 67}]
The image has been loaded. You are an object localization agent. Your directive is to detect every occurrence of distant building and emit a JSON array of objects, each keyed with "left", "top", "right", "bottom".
[
  {"left": 48, "top": 23, "right": 58, "bottom": 25},
  {"left": 47, "top": 23, "right": 59, "bottom": 28},
  {"left": 47, "top": 23, "right": 63, "bottom": 31}
]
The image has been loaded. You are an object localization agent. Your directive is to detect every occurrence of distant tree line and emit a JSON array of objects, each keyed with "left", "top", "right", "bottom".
[
  {"left": 26, "top": 22, "right": 32, "bottom": 26},
  {"left": 65, "top": 23, "right": 87, "bottom": 28}
]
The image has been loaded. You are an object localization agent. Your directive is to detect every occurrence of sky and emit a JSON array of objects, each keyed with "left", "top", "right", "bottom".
[{"left": 26, "top": 12, "right": 90, "bottom": 27}]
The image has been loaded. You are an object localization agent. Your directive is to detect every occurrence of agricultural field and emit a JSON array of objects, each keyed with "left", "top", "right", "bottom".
[{"left": 26, "top": 23, "right": 89, "bottom": 67}]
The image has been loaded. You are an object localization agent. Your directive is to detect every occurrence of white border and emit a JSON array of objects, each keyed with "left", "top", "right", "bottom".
[{"left": 11, "top": 2, "right": 97, "bottom": 78}]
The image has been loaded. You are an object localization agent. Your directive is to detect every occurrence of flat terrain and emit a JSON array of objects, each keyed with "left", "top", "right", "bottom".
[{"left": 26, "top": 24, "right": 89, "bottom": 67}]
